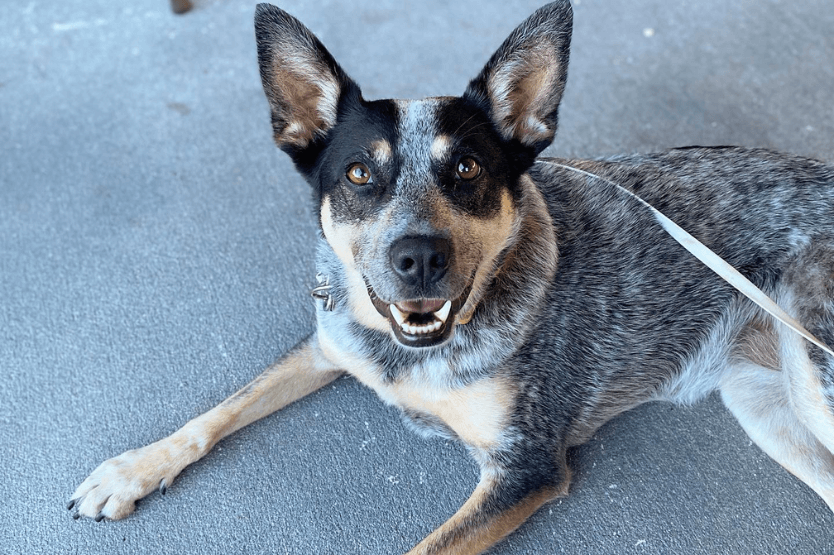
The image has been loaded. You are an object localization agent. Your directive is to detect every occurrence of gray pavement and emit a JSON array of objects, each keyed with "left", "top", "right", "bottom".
[{"left": 2, "top": 0, "right": 834, "bottom": 553}]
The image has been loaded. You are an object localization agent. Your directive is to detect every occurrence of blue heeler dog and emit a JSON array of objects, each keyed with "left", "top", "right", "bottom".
[{"left": 69, "top": 3, "right": 834, "bottom": 553}]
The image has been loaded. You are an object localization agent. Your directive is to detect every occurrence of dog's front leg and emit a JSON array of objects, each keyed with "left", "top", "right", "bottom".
[
  {"left": 68, "top": 334, "right": 341, "bottom": 521},
  {"left": 407, "top": 462, "right": 570, "bottom": 555}
]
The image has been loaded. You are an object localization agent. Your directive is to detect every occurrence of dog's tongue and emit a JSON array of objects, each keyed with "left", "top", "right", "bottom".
[{"left": 395, "top": 299, "right": 447, "bottom": 315}]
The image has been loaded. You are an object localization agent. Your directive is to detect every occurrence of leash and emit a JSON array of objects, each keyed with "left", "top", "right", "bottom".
[{"left": 537, "top": 159, "right": 834, "bottom": 358}]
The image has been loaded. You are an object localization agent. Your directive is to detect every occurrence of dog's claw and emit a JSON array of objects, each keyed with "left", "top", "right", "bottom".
[
  {"left": 72, "top": 511, "right": 81, "bottom": 520},
  {"left": 159, "top": 480, "right": 167, "bottom": 496},
  {"left": 95, "top": 512, "right": 105, "bottom": 522},
  {"left": 66, "top": 499, "right": 76, "bottom": 511}
]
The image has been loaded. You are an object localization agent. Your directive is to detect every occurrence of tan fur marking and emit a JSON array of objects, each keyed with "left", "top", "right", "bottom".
[
  {"left": 488, "top": 45, "right": 558, "bottom": 145},
  {"left": 452, "top": 175, "right": 557, "bottom": 327},
  {"left": 219, "top": 341, "right": 341, "bottom": 433},
  {"left": 320, "top": 197, "right": 357, "bottom": 266},
  {"left": 407, "top": 473, "right": 568, "bottom": 555},
  {"left": 268, "top": 52, "right": 339, "bottom": 147},
  {"left": 321, "top": 197, "right": 389, "bottom": 332},
  {"left": 321, "top": 322, "right": 515, "bottom": 450},
  {"left": 734, "top": 316, "right": 780, "bottom": 370},
  {"left": 406, "top": 476, "right": 495, "bottom": 555},
  {"left": 456, "top": 188, "right": 520, "bottom": 325},
  {"left": 430, "top": 134, "right": 452, "bottom": 161},
  {"left": 390, "top": 376, "right": 516, "bottom": 449},
  {"left": 371, "top": 139, "right": 393, "bottom": 165},
  {"left": 482, "top": 479, "right": 568, "bottom": 546},
  {"left": 458, "top": 191, "right": 521, "bottom": 324}
]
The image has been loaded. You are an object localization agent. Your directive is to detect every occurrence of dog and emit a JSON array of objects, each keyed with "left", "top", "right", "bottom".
[{"left": 68, "top": 2, "right": 834, "bottom": 553}]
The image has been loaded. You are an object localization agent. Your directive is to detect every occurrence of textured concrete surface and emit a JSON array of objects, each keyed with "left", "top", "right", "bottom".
[{"left": 2, "top": 0, "right": 833, "bottom": 553}]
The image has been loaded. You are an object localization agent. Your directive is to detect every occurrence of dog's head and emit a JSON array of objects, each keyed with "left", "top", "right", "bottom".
[{"left": 255, "top": 2, "right": 571, "bottom": 349}]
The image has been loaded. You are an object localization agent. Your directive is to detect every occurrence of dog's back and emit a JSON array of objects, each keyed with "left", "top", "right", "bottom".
[{"left": 525, "top": 148, "right": 834, "bottom": 446}]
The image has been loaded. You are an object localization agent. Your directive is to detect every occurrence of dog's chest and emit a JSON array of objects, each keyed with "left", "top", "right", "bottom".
[
  {"left": 319, "top": 329, "right": 514, "bottom": 449},
  {"left": 378, "top": 372, "right": 516, "bottom": 449}
]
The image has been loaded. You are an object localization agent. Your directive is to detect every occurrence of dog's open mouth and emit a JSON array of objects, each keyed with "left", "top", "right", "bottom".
[{"left": 367, "top": 286, "right": 471, "bottom": 348}]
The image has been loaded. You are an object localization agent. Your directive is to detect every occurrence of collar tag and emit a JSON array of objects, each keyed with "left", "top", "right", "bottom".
[{"left": 311, "top": 272, "right": 334, "bottom": 311}]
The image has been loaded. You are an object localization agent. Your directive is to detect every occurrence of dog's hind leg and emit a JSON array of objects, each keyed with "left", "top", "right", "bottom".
[
  {"left": 720, "top": 360, "right": 834, "bottom": 510},
  {"left": 68, "top": 334, "right": 341, "bottom": 521},
  {"left": 721, "top": 244, "right": 834, "bottom": 510},
  {"left": 777, "top": 243, "right": 834, "bottom": 457}
]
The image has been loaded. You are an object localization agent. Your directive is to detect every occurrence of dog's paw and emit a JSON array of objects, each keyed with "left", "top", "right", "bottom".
[{"left": 67, "top": 440, "right": 184, "bottom": 521}]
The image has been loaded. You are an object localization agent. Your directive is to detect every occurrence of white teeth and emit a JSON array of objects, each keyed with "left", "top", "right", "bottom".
[
  {"left": 401, "top": 320, "right": 442, "bottom": 336},
  {"left": 389, "top": 301, "right": 452, "bottom": 336},
  {"left": 433, "top": 300, "right": 452, "bottom": 323},
  {"left": 389, "top": 304, "right": 407, "bottom": 326}
]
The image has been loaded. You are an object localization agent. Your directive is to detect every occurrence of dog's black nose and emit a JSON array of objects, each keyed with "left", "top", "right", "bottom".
[{"left": 389, "top": 236, "right": 451, "bottom": 289}]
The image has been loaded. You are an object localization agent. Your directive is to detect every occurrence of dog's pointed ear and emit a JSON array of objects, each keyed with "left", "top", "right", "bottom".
[
  {"left": 255, "top": 4, "right": 359, "bottom": 155},
  {"left": 464, "top": 1, "right": 572, "bottom": 155}
]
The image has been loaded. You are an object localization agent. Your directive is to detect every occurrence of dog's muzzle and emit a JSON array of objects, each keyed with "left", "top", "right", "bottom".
[{"left": 365, "top": 235, "right": 470, "bottom": 347}]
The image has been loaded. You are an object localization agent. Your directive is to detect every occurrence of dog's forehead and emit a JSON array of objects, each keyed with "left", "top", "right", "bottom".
[{"left": 393, "top": 99, "right": 454, "bottom": 180}]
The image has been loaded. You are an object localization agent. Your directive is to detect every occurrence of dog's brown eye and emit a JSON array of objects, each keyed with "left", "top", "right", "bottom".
[
  {"left": 456, "top": 157, "right": 481, "bottom": 180},
  {"left": 346, "top": 163, "right": 372, "bottom": 185}
]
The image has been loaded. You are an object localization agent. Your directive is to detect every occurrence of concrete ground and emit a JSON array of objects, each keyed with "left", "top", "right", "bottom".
[{"left": 2, "top": 0, "right": 833, "bottom": 553}]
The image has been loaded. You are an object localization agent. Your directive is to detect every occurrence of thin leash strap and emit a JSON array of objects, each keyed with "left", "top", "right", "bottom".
[{"left": 537, "top": 159, "right": 834, "bottom": 358}]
